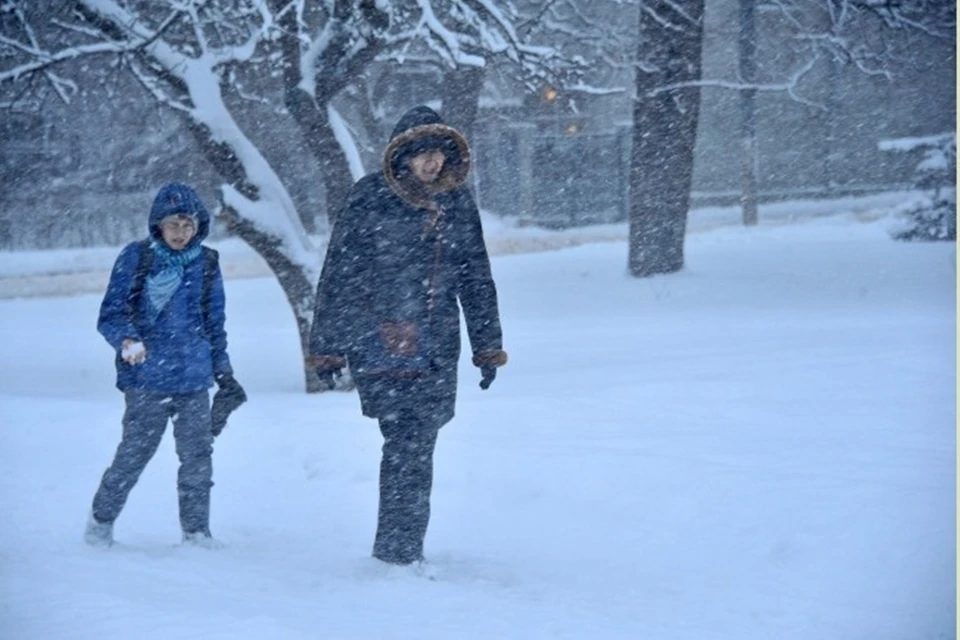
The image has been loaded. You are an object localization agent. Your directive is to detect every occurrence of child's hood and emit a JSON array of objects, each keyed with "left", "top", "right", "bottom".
[{"left": 148, "top": 183, "right": 211, "bottom": 246}]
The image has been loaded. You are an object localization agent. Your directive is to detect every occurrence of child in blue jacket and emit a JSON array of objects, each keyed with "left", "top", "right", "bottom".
[{"left": 85, "top": 183, "right": 245, "bottom": 548}]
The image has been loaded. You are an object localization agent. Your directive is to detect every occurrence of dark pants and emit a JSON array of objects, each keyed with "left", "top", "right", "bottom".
[
  {"left": 372, "top": 412, "right": 441, "bottom": 565},
  {"left": 92, "top": 390, "right": 213, "bottom": 535}
]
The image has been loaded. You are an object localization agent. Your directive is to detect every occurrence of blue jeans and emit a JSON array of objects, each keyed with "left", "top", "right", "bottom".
[{"left": 92, "top": 390, "right": 213, "bottom": 535}]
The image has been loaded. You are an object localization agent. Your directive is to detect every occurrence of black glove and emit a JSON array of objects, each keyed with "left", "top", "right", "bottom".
[
  {"left": 473, "top": 350, "right": 507, "bottom": 391},
  {"left": 211, "top": 373, "right": 247, "bottom": 437},
  {"left": 316, "top": 366, "right": 343, "bottom": 391},
  {"left": 479, "top": 366, "right": 497, "bottom": 390}
]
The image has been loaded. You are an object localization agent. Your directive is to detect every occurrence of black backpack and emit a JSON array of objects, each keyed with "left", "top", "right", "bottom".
[{"left": 126, "top": 238, "right": 220, "bottom": 326}]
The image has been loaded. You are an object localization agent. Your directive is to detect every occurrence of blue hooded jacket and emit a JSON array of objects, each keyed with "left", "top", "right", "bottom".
[{"left": 98, "top": 183, "right": 232, "bottom": 393}]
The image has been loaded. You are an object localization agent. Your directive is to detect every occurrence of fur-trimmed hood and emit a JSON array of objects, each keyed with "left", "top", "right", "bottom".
[{"left": 382, "top": 106, "right": 471, "bottom": 209}]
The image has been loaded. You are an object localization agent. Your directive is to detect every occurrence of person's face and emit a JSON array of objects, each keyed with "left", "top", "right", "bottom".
[
  {"left": 407, "top": 149, "right": 446, "bottom": 184},
  {"left": 159, "top": 214, "right": 197, "bottom": 251}
]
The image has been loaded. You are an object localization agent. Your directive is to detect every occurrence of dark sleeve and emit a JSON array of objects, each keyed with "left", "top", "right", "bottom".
[
  {"left": 309, "top": 184, "right": 375, "bottom": 357},
  {"left": 456, "top": 191, "right": 503, "bottom": 355},
  {"left": 97, "top": 242, "right": 142, "bottom": 350},
  {"left": 204, "top": 258, "right": 233, "bottom": 376}
]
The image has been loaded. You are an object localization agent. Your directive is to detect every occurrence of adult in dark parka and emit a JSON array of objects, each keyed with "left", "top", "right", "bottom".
[{"left": 309, "top": 105, "right": 507, "bottom": 566}]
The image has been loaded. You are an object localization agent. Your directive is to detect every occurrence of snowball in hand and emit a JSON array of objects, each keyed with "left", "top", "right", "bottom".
[{"left": 121, "top": 341, "right": 146, "bottom": 364}]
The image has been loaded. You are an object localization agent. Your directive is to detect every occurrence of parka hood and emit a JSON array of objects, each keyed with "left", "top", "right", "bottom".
[
  {"left": 383, "top": 106, "right": 471, "bottom": 209},
  {"left": 148, "top": 182, "right": 211, "bottom": 246}
]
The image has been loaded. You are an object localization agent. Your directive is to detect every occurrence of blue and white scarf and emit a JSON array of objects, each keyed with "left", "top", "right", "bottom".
[{"left": 145, "top": 240, "right": 202, "bottom": 323}]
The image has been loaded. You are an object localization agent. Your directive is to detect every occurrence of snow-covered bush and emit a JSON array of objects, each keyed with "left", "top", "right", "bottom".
[{"left": 880, "top": 133, "right": 956, "bottom": 241}]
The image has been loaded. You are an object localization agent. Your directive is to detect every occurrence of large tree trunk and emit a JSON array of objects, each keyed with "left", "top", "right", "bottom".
[
  {"left": 273, "top": 1, "right": 386, "bottom": 228},
  {"left": 739, "top": 0, "right": 759, "bottom": 226},
  {"left": 218, "top": 205, "right": 320, "bottom": 390},
  {"left": 181, "top": 119, "right": 325, "bottom": 392},
  {"left": 282, "top": 86, "right": 355, "bottom": 228},
  {"left": 73, "top": 1, "right": 322, "bottom": 390},
  {"left": 441, "top": 65, "right": 485, "bottom": 143},
  {"left": 629, "top": 0, "right": 706, "bottom": 277}
]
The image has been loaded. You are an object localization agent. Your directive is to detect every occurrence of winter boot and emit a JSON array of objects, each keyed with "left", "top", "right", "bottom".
[
  {"left": 370, "top": 556, "right": 437, "bottom": 580},
  {"left": 84, "top": 511, "right": 114, "bottom": 548},
  {"left": 181, "top": 531, "right": 224, "bottom": 549}
]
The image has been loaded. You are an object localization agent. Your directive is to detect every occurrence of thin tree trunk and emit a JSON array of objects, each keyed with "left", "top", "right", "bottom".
[
  {"left": 629, "top": 0, "right": 705, "bottom": 277},
  {"left": 75, "top": 2, "right": 321, "bottom": 390},
  {"left": 739, "top": 0, "right": 759, "bottom": 226},
  {"left": 282, "top": 87, "right": 355, "bottom": 227},
  {"left": 273, "top": 1, "right": 386, "bottom": 228},
  {"left": 181, "top": 119, "right": 324, "bottom": 392},
  {"left": 441, "top": 65, "right": 485, "bottom": 144},
  {"left": 218, "top": 205, "right": 319, "bottom": 391},
  {"left": 354, "top": 74, "right": 386, "bottom": 150}
]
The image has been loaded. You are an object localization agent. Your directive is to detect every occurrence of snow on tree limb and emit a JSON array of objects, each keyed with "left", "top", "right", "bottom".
[
  {"left": 220, "top": 184, "right": 319, "bottom": 283},
  {"left": 0, "top": 37, "right": 128, "bottom": 88},
  {"left": 329, "top": 105, "right": 367, "bottom": 182},
  {"left": 75, "top": 0, "right": 315, "bottom": 271},
  {"left": 878, "top": 133, "right": 956, "bottom": 153},
  {"left": 0, "top": 2, "right": 79, "bottom": 101}
]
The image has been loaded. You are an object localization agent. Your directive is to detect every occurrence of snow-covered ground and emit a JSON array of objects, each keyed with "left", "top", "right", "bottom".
[{"left": 0, "top": 197, "right": 955, "bottom": 639}]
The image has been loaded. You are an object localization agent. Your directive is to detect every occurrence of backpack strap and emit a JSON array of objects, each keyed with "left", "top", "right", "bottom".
[
  {"left": 201, "top": 246, "right": 219, "bottom": 324},
  {"left": 126, "top": 239, "right": 154, "bottom": 324},
  {"left": 127, "top": 240, "right": 219, "bottom": 326}
]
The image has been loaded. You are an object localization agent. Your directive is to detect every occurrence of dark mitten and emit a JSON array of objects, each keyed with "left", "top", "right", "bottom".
[
  {"left": 211, "top": 373, "right": 247, "bottom": 437},
  {"left": 310, "top": 355, "right": 346, "bottom": 391},
  {"left": 472, "top": 349, "right": 508, "bottom": 390},
  {"left": 479, "top": 366, "right": 497, "bottom": 390},
  {"left": 215, "top": 373, "right": 246, "bottom": 402},
  {"left": 316, "top": 367, "right": 343, "bottom": 391}
]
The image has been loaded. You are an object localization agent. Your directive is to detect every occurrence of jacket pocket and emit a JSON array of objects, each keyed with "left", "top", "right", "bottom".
[{"left": 380, "top": 320, "right": 419, "bottom": 356}]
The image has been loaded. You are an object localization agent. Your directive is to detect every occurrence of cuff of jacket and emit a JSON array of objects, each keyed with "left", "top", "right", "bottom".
[
  {"left": 109, "top": 330, "right": 141, "bottom": 351},
  {"left": 308, "top": 354, "right": 347, "bottom": 370},
  {"left": 214, "top": 368, "right": 234, "bottom": 381},
  {"left": 472, "top": 349, "right": 508, "bottom": 368}
]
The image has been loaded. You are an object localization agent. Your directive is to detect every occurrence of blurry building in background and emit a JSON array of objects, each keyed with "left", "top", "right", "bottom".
[{"left": 0, "top": 2, "right": 953, "bottom": 248}]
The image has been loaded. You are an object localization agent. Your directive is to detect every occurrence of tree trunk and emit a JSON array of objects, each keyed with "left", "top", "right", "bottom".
[
  {"left": 739, "top": 0, "right": 759, "bottom": 226},
  {"left": 181, "top": 118, "right": 323, "bottom": 392},
  {"left": 273, "top": 3, "right": 385, "bottom": 228},
  {"left": 354, "top": 73, "right": 387, "bottom": 150},
  {"left": 441, "top": 65, "right": 485, "bottom": 143},
  {"left": 217, "top": 205, "right": 323, "bottom": 392},
  {"left": 629, "top": 0, "right": 706, "bottom": 277},
  {"left": 283, "top": 87, "right": 355, "bottom": 228},
  {"left": 74, "top": 1, "right": 323, "bottom": 391}
]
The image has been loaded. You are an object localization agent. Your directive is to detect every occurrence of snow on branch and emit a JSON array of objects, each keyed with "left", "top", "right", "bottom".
[
  {"left": 75, "top": 0, "right": 315, "bottom": 268},
  {"left": 644, "top": 52, "right": 825, "bottom": 110},
  {"left": 0, "top": 2, "right": 119, "bottom": 102},
  {"left": 329, "top": 105, "right": 366, "bottom": 181},
  {"left": 859, "top": 0, "right": 955, "bottom": 38},
  {"left": 413, "top": 0, "right": 486, "bottom": 67},
  {"left": 127, "top": 58, "right": 192, "bottom": 113},
  {"left": 0, "top": 40, "right": 132, "bottom": 84},
  {"left": 878, "top": 133, "right": 956, "bottom": 154},
  {"left": 298, "top": 20, "right": 336, "bottom": 95},
  {"left": 381, "top": 0, "right": 560, "bottom": 72},
  {"left": 639, "top": 3, "right": 688, "bottom": 33}
]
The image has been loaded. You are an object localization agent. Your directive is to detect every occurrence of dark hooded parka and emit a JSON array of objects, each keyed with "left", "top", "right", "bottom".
[{"left": 310, "top": 106, "right": 503, "bottom": 426}]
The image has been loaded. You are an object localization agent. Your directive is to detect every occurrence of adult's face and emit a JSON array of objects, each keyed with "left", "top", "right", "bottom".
[{"left": 407, "top": 149, "right": 446, "bottom": 184}]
